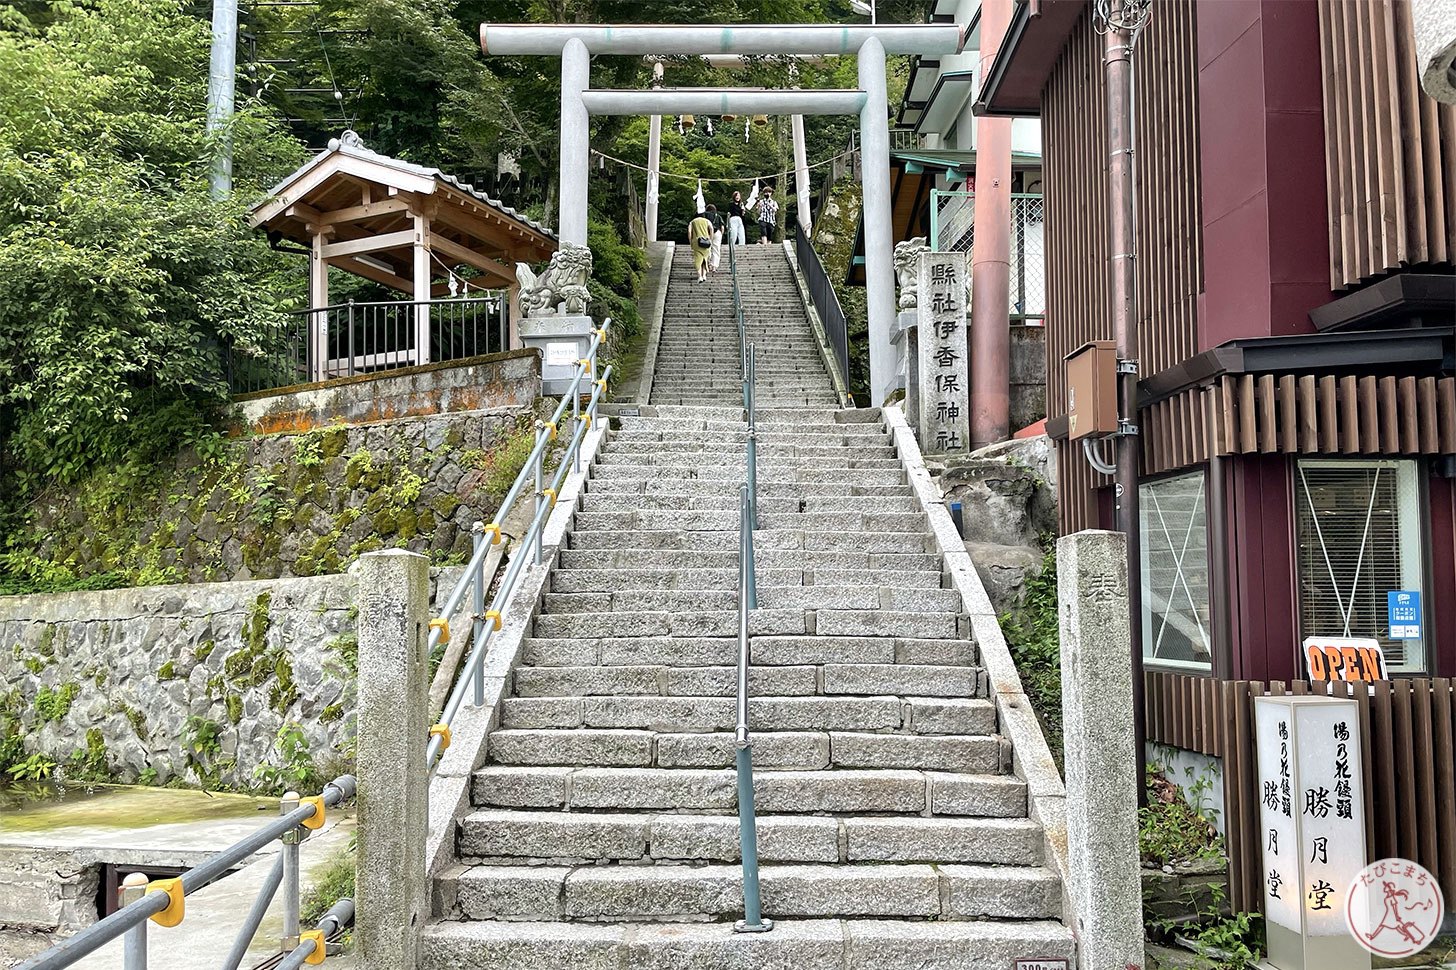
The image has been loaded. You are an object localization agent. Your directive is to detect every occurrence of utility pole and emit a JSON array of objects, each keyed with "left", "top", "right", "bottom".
[
  {"left": 207, "top": 0, "right": 239, "bottom": 199},
  {"left": 1096, "top": 0, "right": 1150, "bottom": 801}
]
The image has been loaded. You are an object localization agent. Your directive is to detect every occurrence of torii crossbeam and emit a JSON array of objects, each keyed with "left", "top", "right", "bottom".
[{"left": 479, "top": 22, "right": 968, "bottom": 405}]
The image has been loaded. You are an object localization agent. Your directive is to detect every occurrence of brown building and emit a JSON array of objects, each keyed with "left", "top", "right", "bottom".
[{"left": 981, "top": 0, "right": 1456, "bottom": 910}]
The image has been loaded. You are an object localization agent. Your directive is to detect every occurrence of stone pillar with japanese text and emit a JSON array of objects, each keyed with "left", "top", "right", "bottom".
[
  {"left": 915, "top": 251, "right": 971, "bottom": 453},
  {"left": 1057, "top": 529, "right": 1145, "bottom": 970},
  {"left": 1254, "top": 696, "right": 1370, "bottom": 970}
]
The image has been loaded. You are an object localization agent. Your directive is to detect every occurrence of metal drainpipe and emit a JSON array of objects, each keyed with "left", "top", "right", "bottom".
[
  {"left": 970, "top": 0, "right": 1013, "bottom": 448},
  {"left": 1102, "top": 0, "right": 1148, "bottom": 800}
]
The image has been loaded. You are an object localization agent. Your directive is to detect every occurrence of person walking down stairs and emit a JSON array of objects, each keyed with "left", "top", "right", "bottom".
[{"left": 688, "top": 211, "right": 715, "bottom": 282}]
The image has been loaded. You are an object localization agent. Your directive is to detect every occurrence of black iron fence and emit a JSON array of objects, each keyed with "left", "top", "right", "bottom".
[
  {"left": 792, "top": 227, "right": 851, "bottom": 395},
  {"left": 226, "top": 296, "right": 508, "bottom": 395}
]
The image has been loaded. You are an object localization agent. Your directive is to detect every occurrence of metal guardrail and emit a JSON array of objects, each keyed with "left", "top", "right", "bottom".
[
  {"left": 19, "top": 776, "right": 358, "bottom": 970},
  {"left": 726, "top": 234, "right": 770, "bottom": 934},
  {"left": 792, "top": 226, "right": 853, "bottom": 398},
  {"left": 424, "top": 320, "right": 612, "bottom": 776},
  {"left": 225, "top": 295, "right": 510, "bottom": 394}
]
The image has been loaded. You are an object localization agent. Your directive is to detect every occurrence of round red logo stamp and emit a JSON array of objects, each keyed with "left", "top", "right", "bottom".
[{"left": 1344, "top": 858, "right": 1445, "bottom": 957}]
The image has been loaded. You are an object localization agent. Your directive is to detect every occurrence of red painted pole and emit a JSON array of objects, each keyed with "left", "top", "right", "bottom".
[{"left": 969, "top": 0, "right": 1013, "bottom": 448}]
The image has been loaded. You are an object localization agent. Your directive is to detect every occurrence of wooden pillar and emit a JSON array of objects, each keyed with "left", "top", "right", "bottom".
[
  {"left": 308, "top": 226, "right": 330, "bottom": 381},
  {"left": 413, "top": 213, "right": 431, "bottom": 365},
  {"left": 507, "top": 284, "right": 521, "bottom": 351}
]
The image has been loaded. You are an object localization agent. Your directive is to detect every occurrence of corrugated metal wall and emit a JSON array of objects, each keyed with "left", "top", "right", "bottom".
[
  {"left": 1042, "top": 2, "right": 1204, "bottom": 531},
  {"left": 1318, "top": 0, "right": 1456, "bottom": 289}
]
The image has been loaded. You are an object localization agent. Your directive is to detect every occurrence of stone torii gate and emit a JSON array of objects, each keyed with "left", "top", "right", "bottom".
[{"left": 479, "top": 23, "right": 968, "bottom": 406}]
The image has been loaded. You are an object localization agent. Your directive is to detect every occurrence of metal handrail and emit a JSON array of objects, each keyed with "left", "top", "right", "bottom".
[
  {"left": 286, "top": 296, "right": 500, "bottom": 315},
  {"left": 275, "top": 899, "right": 354, "bottom": 970},
  {"left": 726, "top": 233, "right": 769, "bottom": 934},
  {"left": 792, "top": 226, "right": 852, "bottom": 403},
  {"left": 19, "top": 776, "right": 357, "bottom": 970},
  {"left": 729, "top": 229, "right": 748, "bottom": 406},
  {"left": 425, "top": 320, "right": 613, "bottom": 773}
]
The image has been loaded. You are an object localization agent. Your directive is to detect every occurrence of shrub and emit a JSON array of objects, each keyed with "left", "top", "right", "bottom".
[{"left": 998, "top": 548, "right": 1063, "bottom": 768}]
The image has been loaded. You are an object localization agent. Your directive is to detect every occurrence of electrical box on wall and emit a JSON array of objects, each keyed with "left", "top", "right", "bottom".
[{"left": 1065, "top": 340, "right": 1119, "bottom": 440}]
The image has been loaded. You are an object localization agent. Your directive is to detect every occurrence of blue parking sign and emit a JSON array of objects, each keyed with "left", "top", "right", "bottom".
[{"left": 1387, "top": 590, "right": 1422, "bottom": 640}]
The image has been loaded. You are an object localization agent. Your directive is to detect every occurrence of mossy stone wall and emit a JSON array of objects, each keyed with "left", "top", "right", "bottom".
[
  {"left": 20, "top": 406, "right": 536, "bottom": 588},
  {"left": 0, "top": 570, "right": 455, "bottom": 789}
]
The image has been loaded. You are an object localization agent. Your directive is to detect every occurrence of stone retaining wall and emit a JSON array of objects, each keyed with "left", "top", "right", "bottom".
[
  {"left": 0, "top": 571, "right": 445, "bottom": 789},
  {"left": 234, "top": 349, "right": 539, "bottom": 434},
  {"left": 25, "top": 402, "right": 539, "bottom": 587}
]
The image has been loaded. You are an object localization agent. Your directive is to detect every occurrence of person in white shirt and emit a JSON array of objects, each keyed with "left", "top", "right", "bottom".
[
  {"left": 727, "top": 191, "right": 746, "bottom": 246},
  {"left": 754, "top": 186, "right": 780, "bottom": 244}
]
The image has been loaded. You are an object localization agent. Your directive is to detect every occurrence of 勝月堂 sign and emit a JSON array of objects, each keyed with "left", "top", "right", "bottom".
[{"left": 1255, "top": 695, "right": 1370, "bottom": 970}]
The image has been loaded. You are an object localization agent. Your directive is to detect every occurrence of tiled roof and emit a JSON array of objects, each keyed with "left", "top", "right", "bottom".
[{"left": 259, "top": 132, "right": 556, "bottom": 240}]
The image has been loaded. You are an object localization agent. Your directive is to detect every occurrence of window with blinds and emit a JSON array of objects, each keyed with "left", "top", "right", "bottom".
[
  {"left": 1295, "top": 460, "right": 1426, "bottom": 672},
  {"left": 1140, "top": 471, "right": 1212, "bottom": 671}
]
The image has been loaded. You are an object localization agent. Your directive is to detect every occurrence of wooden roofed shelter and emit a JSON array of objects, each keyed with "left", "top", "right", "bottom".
[{"left": 249, "top": 132, "right": 557, "bottom": 384}]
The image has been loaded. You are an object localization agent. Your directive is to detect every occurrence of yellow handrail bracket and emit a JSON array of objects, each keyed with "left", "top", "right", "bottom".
[{"left": 147, "top": 877, "right": 185, "bottom": 927}]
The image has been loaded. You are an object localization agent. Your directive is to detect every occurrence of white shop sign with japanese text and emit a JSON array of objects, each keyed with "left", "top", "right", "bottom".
[
  {"left": 1254, "top": 695, "right": 1370, "bottom": 970},
  {"left": 915, "top": 250, "right": 970, "bottom": 453}
]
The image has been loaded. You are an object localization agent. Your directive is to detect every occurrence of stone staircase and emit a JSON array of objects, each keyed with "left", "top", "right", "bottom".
[
  {"left": 419, "top": 245, "right": 1074, "bottom": 968},
  {"left": 649, "top": 244, "right": 839, "bottom": 408}
]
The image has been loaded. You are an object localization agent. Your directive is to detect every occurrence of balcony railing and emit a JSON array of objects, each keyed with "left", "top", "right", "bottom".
[
  {"left": 929, "top": 189, "right": 1046, "bottom": 324},
  {"left": 225, "top": 295, "right": 510, "bottom": 395},
  {"left": 890, "top": 128, "right": 928, "bottom": 151}
]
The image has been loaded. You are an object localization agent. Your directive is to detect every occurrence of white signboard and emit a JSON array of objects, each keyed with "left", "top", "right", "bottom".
[
  {"left": 1254, "top": 696, "right": 1370, "bottom": 970},
  {"left": 1303, "top": 636, "right": 1387, "bottom": 684},
  {"left": 544, "top": 341, "right": 578, "bottom": 367}
]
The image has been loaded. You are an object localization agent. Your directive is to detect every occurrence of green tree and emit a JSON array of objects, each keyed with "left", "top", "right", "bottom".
[{"left": 0, "top": 0, "right": 304, "bottom": 495}]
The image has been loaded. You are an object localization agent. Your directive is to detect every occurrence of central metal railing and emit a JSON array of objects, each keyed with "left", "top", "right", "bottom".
[
  {"left": 19, "top": 776, "right": 357, "bottom": 970},
  {"left": 424, "top": 319, "right": 612, "bottom": 775},
  {"left": 727, "top": 233, "right": 770, "bottom": 934}
]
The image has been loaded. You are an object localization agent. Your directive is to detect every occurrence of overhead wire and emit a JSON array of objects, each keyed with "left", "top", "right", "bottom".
[{"left": 589, "top": 146, "right": 855, "bottom": 184}]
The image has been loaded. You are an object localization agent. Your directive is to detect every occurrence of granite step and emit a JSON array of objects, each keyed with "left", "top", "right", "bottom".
[
  {"left": 457, "top": 810, "right": 1044, "bottom": 866},
  {"left": 520, "top": 634, "right": 976, "bottom": 668},
  {"left": 496, "top": 694, "right": 994, "bottom": 735},
  {"left": 418, "top": 918, "right": 1077, "bottom": 970},
  {"left": 470, "top": 766, "right": 1027, "bottom": 816},
  {"left": 442, "top": 862, "right": 1061, "bottom": 922}
]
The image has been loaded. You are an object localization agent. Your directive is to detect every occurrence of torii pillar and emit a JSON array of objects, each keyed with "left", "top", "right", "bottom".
[
  {"left": 558, "top": 37, "right": 591, "bottom": 246},
  {"left": 482, "top": 23, "right": 967, "bottom": 400}
]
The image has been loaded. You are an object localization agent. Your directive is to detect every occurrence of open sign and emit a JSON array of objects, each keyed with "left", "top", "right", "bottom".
[{"left": 1303, "top": 636, "right": 1388, "bottom": 683}]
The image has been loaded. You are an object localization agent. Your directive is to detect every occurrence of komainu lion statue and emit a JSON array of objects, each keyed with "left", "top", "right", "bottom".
[
  {"left": 893, "top": 237, "right": 930, "bottom": 310},
  {"left": 517, "top": 243, "right": 593, "bottom": 316}
]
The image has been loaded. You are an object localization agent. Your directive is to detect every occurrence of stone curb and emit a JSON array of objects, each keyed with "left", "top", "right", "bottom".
[
  {"left": 633, "top": 241, "right": 675, "bottom": 404},
  {"left": 424, "top": 416, "right": 612, "bottom": 880},
  {"left": 782, "top": 239, "right": 854, "bottom": 406},
  {"left": 882, "top": 404, "right": 1079, "bottom": 958}
]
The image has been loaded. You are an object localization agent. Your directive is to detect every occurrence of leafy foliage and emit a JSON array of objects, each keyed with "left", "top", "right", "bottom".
[
  {"left": 301, "top": 840, "right": 357, "bottom": 926},
  {"left": 254, "top": 722, "right": 323, "bottom": 794},
  {"left": 1140, "top": 761, "right": 1224, "bottom": 867},
  {"left": 6, "top": 752, "right": 58, "bottom": 782},
  {"left": 0, "top": 0, "right": 304, "bottom": 505},
  {"left": 998, "top": 548, "right": 1064, "bottom": 768}
]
